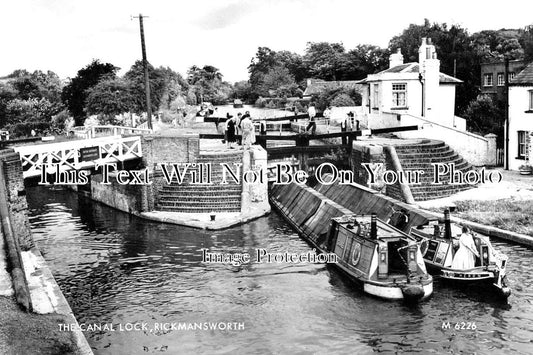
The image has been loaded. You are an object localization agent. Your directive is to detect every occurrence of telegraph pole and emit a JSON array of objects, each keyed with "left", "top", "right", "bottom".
[{"left": 133, "top": 14, "right": 152, "bottom": 130}]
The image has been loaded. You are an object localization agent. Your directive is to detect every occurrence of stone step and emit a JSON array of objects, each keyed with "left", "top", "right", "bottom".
[
  {"left": 157, "top": 202, "right": 241, "bottom": 209},
  {"left": 397, "top": 160, "right": 470, "bottom": 170},
  {"left": 159, "top": 184, "right": 242, "bottom": 190},
  {"left": 158, "top": 197, "right": 242, "bottom": 204},
  {"left": 159, "top": 187, "right": 241, "bottom": 194},
  {"left": 395, "top": 150, "right": 456, "bottom": 159},
  {"left": 157, "top": 206, "right": 241, "bottom": 213},
  {"left": 394, "top": 140, "right": 446, "bottom": 149}
]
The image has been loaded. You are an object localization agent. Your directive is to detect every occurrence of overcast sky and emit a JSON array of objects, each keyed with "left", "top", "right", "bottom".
[{"left": 1, "top": 0, "right": 532, "bottom": 83}]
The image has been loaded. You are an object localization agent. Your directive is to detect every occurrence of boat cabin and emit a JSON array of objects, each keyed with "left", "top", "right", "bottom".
[{"left": 326, "top": 214, "right": 426, "bottom": 282}]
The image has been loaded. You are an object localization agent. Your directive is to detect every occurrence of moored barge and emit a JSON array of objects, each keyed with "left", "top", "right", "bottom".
[
  {"left": 409, "top": 210, "right": 511, "bottom": 298},
  {"left": 323, "top": 214, "right": 433, "bottom": 301}
]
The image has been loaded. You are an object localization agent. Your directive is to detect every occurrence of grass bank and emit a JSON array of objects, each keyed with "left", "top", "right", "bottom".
[
  {"left": 450, "top": 199, "right": 533, "bottom": 236},
  {"left": 0, "top": 296, "right": 78, "bottom": 354}
]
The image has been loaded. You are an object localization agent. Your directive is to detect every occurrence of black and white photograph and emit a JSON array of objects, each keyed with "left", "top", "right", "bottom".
[{"left": 0, "top": 0, "right": 532, "bottom": 354}]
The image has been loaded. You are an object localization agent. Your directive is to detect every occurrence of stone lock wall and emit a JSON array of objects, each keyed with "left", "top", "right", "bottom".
[
  {"left": 90, "top": 173, "right": 150, "bottom": 215},
  {"left": 0, "top": 149, "right": 34, "bottom": 250},
  {"left": 349, "top": 144, "right": 386, "bottom": 191}
]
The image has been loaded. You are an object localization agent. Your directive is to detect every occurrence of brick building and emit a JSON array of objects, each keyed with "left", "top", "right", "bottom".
[{"left": 481, "top": 59, "right": 526, "bottom": 101}]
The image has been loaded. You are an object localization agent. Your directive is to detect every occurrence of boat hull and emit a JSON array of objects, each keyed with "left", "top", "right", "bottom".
[
  {"left": 429, "top": 265, "right": 511, "bottom": 298},
  {"left": 334, "top": 261, "right": 433, "bottom": 301}
]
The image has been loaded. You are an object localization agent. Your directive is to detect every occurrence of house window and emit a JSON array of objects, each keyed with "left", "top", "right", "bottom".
[
  {"left": 508, "top": 72, "right": 516, "bottom": 82},
  {"left": 497, "top": 73, "right": 504, "bottom": 86},
  {"left": 392, "top": 83, "right": 407, "bottom": 107},
  {"left": 483, "top": 73, "right": 493, "bottom": 87},
  {"left": 529, "top": 90, "right": 533, "bottom": 110},
  {"left": 518, "top": 131, "right": 527, "bottom": 158}
]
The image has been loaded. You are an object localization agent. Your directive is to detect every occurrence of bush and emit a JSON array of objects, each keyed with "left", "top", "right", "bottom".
[
  {"left": 330, "top": 93, "right": 356, "bottom": 107},
  {"left": 49, "top": 110, "right": 70, "bottom": 134},
  {"left": 8, "top": 121, "right": 51, "bottom": 137}
]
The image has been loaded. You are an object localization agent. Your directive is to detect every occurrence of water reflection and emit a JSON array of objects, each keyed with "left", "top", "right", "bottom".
[{"left": 26, "top": 187, "right": 533, "bottom": 355}]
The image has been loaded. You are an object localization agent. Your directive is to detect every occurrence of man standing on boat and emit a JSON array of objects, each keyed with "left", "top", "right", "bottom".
[{"left": 451, "top": 227, "right": 480, "bottom": 269}]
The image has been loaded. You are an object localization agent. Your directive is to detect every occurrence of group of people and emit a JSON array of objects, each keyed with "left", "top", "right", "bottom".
[{"left": 223, "top": 111, "right": 256, "bottom": 149}]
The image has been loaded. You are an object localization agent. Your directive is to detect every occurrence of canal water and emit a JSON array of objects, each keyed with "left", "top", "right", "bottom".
[{"left": 27, "top": 187, "right": 533, "bottom": 355}]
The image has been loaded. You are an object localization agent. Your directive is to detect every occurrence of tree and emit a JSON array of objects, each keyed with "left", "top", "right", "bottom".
[
  {"left": 186, "top": 65, "right": 230, "bottom": 104},
  {"left": 0, "top": 83, "right": 18, "bottom": 127},
  {"left": 248, "top": 47, "right": 278, "bottom": 90},
  {"left": 156, "top": 66, "right": 188, "bottom": 110},
  {"left": 463, "top": 94, "right": 504, "bottom": 141},
  {"left": 257, "top": 65, "right": 298, "bottom": 97},
  {"left": 274, "top": 50, "right": 309, "bottom": 83},
  {"left": 124, "top": 60, "right": 167, "bottom": 115},
  {"left": 85, "top": 77, "right": 135, "bottom": 124},
  {"left": 62, "top": 59, "right": 119, "bottom": 126},
  {"left": 519, "top": 25, "right": 533, "bottom": 63},
  {"left": 389, "top": 20, "right": 479, "bottom": 114},
  {"left": 304, "top": 42, "right": 346, "bottom": 80},
  {"left": 343, "top": 45, "right": 389, "bottom": 79},
  {"left": 232, "top": 81, "right": 253, "bottom": 102}
]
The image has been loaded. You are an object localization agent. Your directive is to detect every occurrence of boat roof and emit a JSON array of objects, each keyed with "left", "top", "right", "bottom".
[{"left": 335, "top": 215, "right": 413, "bottom": 242}]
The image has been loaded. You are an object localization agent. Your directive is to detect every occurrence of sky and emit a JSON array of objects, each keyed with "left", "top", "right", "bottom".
[{"left": 1, "top": 0, "right": 532, "bottom": 83}]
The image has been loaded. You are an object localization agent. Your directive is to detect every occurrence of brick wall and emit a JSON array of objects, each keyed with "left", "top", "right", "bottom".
[{"left": 141, "top": 134, "right": 200, "bottom": 170}]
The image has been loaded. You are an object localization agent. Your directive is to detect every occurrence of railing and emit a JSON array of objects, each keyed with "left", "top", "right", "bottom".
[
  {"left": 13, "top": 135, "right": 143, "bottom": 179},
  {"left": 70, "top": 125, "right": 153, "bottom": 139}
]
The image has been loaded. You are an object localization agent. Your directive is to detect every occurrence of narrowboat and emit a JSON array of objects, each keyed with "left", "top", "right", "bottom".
[
  {"left": 409, "top": 210, "right": 511, "bottom": 298},
  {"left": 323, "top": 214, "right": 433, "bottom": 301},
  {"left": 233, "top": 99, "right": 243, "bottom": 108}
]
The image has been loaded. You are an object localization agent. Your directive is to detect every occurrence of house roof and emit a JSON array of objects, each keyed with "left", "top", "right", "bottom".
[
  {"left": 510, "top": 62, "right": 533, "bottom": 86},
  {"left": 362, "top": 63, "right": 462, "bottom": 84},
  {"left": 303, "top": 79, "right": 364, "bottom": 96}
]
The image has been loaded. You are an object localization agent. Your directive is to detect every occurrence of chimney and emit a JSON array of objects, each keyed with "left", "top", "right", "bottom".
[
  {"left": 418, "top": 37, "right": 440, "bottom": 120},
  {"left": 370, "top": 213, "right": 377, "bottom": 239},
  {"left": 389, "top": 48, "right": 404, "bottom": 68}
]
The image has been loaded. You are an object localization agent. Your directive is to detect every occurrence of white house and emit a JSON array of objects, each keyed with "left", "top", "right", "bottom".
[
  {"left": 360, "top": 38, "right": 462, "bottom": 129},
  {"left": 507, "top": 62, "right": 533, "bottom": 170}
]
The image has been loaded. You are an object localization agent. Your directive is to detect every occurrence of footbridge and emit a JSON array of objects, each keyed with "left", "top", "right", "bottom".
[{"left": 13, "top": 135, "right": 143, "bottom": 179}]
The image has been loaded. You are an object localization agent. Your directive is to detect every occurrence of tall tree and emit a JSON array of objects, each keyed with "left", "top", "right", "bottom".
[
  {"left": 61, "top": 60, "right": 118, "bottom": 125},
  {"left": 186, "top": 65, "right": 230, "bottom": 104},
  {"left": 248, "top": 47, "right": 278, "bottom": 90},
  {"left": 519, "top": 25, "right": 533, "bottom": 63},
  {"left": 257, "top": 65, "right": 297, "bottom": 97},
  {"left": 342, "top": 45, "right": 389, "bottom": 80},
  {"left": 85, "top": 77, "right": 135, "bottom": 124},
  {"left": 124, "top": 60, "right": 167, "bottom": 114},
  {"left": 389, "top": 20, "right": 477, "bottom": 114},
  {"left": 304, "top": 42, "right": 346, "bottom": 80}
]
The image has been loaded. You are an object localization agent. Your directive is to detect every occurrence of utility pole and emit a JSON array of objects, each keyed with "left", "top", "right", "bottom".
[
  {"left": 504, "top": 57, "right": 510, "bottom": 170},
  {"left": 133, "top": 14, "right": 152, "bottom": 130}
]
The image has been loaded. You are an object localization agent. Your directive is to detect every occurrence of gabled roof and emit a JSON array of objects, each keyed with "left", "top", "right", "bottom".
[
  {"left": 303, "top": 79, "right": 364, "bottom": 96},
  {"left": 510, "top": 62, "right": 533, "bottom": 86},
  {"left": 363, "top": 63, "right": 462, "bottom": 84}
]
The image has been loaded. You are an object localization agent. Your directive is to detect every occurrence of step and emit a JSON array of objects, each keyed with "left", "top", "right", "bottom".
[
  {"left": 157, "top": 198, "right": 242, "bottom": 205},
  {"left": 158, "top": 185, "right": 242, "bottom": 195},
  {"left": 157, "top": 206, "right": 241, "bottom": 213}
]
